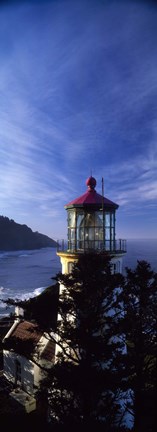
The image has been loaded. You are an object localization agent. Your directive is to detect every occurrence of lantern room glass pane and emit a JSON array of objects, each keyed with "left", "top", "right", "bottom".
[
  {"left": 68, "top": 211, "right": 75, "bottom": 227},
  {"left": 84, "top": 213, "right": 95, "bottom": 226},
  {"left": 111, "top": 213, "right": 115, "bottom": 226},
  {"left": 76, "top": 227, "right": 84, "bottom": 250},
  {"left": 70, "top": 228, "right": 75, "bottom": 239},
  {"left": 67, "top": 208, "right": 116, "bottom": 252},
  {"left": 111, "top": 228, "right": 114, "bottom": 240},
  {"left": 105, "top": 228, "right": 110, "bottom": 240},
  {"left": 95, "top": 211, "right": 103, "bottom": 227},
  {"left": 77, "top": 212, "right": 84, "bottom": 228},
  {"left": 95, "top": 227, "right": 103, "bottom": 240},
  {"left": 105, "top": 213, "right": 110, "bottom": 227},
  {"left": 84, "top": 227, "right": 95, "bottom": 240},
  {"left": 68, "top": 228, "right": 75, "bottom": 240},
  {"left": 97, "top": 212, "right": 103, "bottom": 224},
  {"left": 84, "top": 227, "right": 94, "bottom": 249},
  {"left": 77, "top": 227, "right": 84, "bottom": 240},
  {"left": 68, "top": 228, "right": 75, "bottom": 251}
]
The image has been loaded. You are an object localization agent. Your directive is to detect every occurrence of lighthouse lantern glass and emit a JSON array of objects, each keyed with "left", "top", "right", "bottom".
[{"left": 67, "top": 208, "right": 115, "bottom": 252}]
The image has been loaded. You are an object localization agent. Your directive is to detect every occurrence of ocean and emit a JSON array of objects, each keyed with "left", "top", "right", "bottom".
[
  {"left": 0, "top": 247, "right": 60, "bottom": 318},
  {"left": 0, "top": 239, "right": 157, "bottom": 317}
]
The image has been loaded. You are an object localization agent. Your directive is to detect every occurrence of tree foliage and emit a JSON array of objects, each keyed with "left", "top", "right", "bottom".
[
  {"left": 3, "top": 255, "right": 157, "bottom": 432},
  {"left": 123, "top": 260, "right": 157, "bottom": 432},
  {"left": 40, "top": 252, "right": 125, "bottom": 431},
  {"left": 2, "top": 284, "right": 59, "bottom": 331}
]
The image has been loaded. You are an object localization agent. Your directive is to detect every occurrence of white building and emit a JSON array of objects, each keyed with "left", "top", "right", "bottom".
[{"left": 3, "top": 319, "right": 55, "bottom": 413}]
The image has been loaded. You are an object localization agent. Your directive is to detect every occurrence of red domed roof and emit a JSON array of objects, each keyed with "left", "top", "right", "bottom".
[
  {"left": 86, "top": 176, "right": 97, "bottom": 190},
  {"left": 65, "top": 177, "right": 118, "bottom": 210}
]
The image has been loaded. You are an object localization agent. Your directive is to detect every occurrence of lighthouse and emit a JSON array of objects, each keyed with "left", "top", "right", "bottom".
[{"left": 57, "top": 176, "right": 126, "bottom": 275}]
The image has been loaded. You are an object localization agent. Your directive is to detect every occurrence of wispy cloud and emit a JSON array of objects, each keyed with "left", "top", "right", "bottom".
[{"left": 0, "top": 0, "right": 157, "bottom": 237}]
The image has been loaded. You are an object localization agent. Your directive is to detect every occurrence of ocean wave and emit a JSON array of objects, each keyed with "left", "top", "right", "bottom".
[
  {"left": 0, "top": 253, "right": 8, "bottom": 259},
  {"left": 0, "top": 285, "right": 46, "bottom": 302},
  {"left": 0, "top": 250, "right": 33, "bottom": 259},
  {"left": 0, "top": 301, "right": 8, "bottom": 309},
  {"left": 33, "top": 287, "right": 45, "bottom": 296},
  {"left": 25, "top": 286, "right": 46, "bottom": 298},
  {"left": 0, "top": 248, "right": 59, "bottom": 317},
  {"left": 11, "top": 286, "right": 46, "bottom": 303}
]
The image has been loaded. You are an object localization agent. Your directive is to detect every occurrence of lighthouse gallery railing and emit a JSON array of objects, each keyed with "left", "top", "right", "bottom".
[{"left": 57, "top": 238, "right": 127, "bottom": 254}]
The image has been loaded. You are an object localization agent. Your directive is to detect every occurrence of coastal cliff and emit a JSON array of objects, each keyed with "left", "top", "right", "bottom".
[{"left": 0, "top": 216, "right": 57, "bottom": 251}]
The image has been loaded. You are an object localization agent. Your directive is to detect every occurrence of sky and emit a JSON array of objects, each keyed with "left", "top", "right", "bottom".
[{"left": 0, "top": 0, "right": 157, "bottom": 241}]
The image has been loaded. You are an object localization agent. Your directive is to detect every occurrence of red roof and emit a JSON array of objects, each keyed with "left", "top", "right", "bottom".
[
  {"left": 10, "top": 321, "right": 42, "bottom": 344},
  {"left": 5, "top": 320, "right": 55, "bottom": 362},
  {"left": 41, "top": 340, "right": 55, "bottom": 362},
  {"left": 65, "top": 176, "right": 118, "bottom": 209}
]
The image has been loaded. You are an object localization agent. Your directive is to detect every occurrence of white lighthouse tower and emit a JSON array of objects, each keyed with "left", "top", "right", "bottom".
[{"left": 57, "top": 176, "right": 126, "bottom": 275}]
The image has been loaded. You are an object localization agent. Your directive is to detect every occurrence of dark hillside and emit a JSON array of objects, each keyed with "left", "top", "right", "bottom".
[{"left": 0, "top": 216, "right": 57, "bottom": 250}]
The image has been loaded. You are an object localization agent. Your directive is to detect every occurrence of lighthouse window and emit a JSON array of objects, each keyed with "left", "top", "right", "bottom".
[
  {"left": 77, "top": 227, "right": 84, "bottom": 239},
  {"left": 98, "top": 212, "right": 103, "bottom": 224},
  {"left": 111, "top": 228, "right": 114, "bottom": 240},
  {"left": 84, "top": 213, "right": 95, "bottom": 226},
  {"left": 67, "top": 208, "right": 117, "bottom": 252},
  {"left": 68, "top": 211, "right": 75, "bottom": 227},
  {"left": 105, "top": 228, "right": 110, "bottom": 240},
  {"left": 70, "top": 229, "right": 75, "bottom": 240},
  {"left": 111, "top": 213, "right": 115, "bottom": 225},
  {"left": 105, "top": 213, "right": 110, "bottom": 227},
  {"left": 77, "top": 213, "right": 84, "bottom": 228}
]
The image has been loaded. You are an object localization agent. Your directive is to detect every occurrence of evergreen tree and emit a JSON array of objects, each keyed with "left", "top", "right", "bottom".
[
  {"left": 123, "top": 260, "right": 157, "bottom": 432},
  {"left": 41, "top": 252, "right": 125, "bottom": 431},
  {"left": 3, "top": 255, "right": 157, "bottom": 432}
]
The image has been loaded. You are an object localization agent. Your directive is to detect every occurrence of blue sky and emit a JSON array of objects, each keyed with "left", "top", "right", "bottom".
[{"left": 0, "top": 0, "right": 157, "bottom": 240}]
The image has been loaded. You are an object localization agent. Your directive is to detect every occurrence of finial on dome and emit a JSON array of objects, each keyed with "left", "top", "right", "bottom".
[{"left": 86, "top": 176, "right": 96, "bottom": 191}]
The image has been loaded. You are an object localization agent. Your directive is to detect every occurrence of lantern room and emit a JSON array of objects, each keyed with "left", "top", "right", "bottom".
[
  {"left": 57, "top": 176, "right": 126, "bottom": 274},
  {"left": 63, "top": 176, "right": 126, "bottom": 254}
]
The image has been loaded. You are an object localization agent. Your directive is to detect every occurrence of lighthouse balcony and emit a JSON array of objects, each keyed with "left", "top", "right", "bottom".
[{"left": 57, "top": 238, "right": 127, "bottom": 255}]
